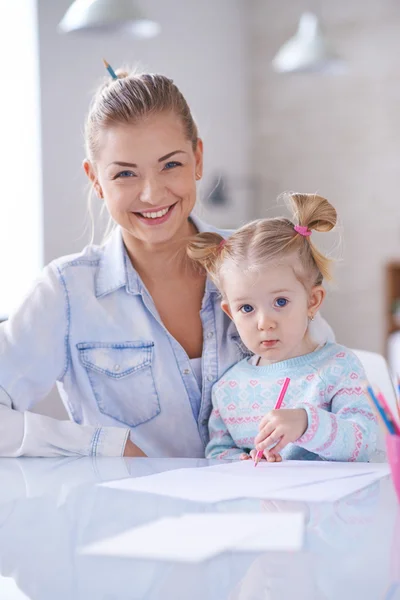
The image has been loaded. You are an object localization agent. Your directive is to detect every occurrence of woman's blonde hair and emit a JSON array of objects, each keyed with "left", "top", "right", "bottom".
[
  {"left": 187, "top": 193, "right": 337, "bottom": 293},
  {"left": 84, "top": 67, "right": 199, "bottom": 241}
]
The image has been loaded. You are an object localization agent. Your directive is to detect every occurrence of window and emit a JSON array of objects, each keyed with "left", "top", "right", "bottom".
[{"left": 0, "top": 1, "right": 42, "bottom": 318}]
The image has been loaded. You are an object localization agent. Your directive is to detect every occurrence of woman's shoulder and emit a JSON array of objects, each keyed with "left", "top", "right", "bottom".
[
  {"left": 51, "top": 242, "right": 105, "bottom": 274},
  {"left": 46, "top": 228, "right": 125, "bottom": 298}
]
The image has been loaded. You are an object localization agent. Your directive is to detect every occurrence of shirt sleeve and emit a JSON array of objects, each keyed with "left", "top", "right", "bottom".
[
  {"left": 205, "top": 386, "right": 246, "bottom": 460},
  {"left": 295, "top": 350, "right": 378, "bottom": 461},
  {"left": 0, "top": 264, "right": 130, "bottom": 457}
]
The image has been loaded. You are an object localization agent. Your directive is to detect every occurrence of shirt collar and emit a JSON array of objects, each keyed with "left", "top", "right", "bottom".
[
  {"left": 95, "top": 227, "right": 128, "bottom": 297},
  {"left": 95, "top": 214, "right": 224, "bottom": 298}
]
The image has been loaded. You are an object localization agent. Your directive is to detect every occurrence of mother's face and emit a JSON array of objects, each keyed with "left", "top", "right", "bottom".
[{"left": 84, "top": 111, "right": 203, "bottom": 247}]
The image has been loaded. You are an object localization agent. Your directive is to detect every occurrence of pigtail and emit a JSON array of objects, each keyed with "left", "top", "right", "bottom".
[
  {"left": 187, "top": 232, "right": 226, "bottom": 281},
  {"left": 289, "top": 193, "right": 337, "bottom": 233},
  {"left": 288, "top": 193, "right": 337, "bottom": 281}
]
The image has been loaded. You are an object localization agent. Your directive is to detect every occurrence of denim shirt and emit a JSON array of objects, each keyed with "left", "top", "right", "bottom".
[{"left": 0, "top": 215, "right": 333, "bottom": 458}]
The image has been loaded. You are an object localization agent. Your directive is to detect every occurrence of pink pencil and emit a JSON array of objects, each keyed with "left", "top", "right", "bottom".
[
  {"left": 376, "top": 390, "right": 400, "bottom": 435},
  {"left": 254, "top": 377, "right": 291, "bottom": 467}
]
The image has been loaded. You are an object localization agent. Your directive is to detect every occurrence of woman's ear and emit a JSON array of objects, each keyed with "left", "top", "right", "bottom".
[
  {"left": 308, "top": 285, "right": 326, "bottom": 319},
  {"left": 83, "top": 159, "right": 103, "bottom": 199},
  {"left": 221, "top": 300, "right": 233, "bottom": 320},
  {"left": 194, "top": 138, "right": 204, "bottom": 180}
]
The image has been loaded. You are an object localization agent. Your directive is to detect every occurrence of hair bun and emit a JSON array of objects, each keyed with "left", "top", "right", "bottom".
[
  {"left": 115, "top": 69, "right": 129, "bottom": 79},
  {"left": 289, "top": 192, "right": 337, "bottom": 233}
]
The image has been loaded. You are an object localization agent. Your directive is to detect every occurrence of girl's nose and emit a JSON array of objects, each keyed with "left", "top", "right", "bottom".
[{"left": 257, "top": 313, "right": 277, "bottom": 331}]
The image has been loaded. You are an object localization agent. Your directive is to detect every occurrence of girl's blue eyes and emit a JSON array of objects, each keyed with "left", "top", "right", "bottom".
[
  {"left": 240, "top": 304, "right": 254, "bottom": 314},
  {"left": 115, "top": 162, "right": 181, "bottom": 179},
  {"left": 275, "top": 297, "right": 288, "bottom": 308},
  {"left": 239, "top": 298, "right": 289, "bottom": 313}
]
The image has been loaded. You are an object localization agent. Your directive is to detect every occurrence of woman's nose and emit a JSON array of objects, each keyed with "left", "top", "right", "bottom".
[{"left": 139, "top": 177, "right": 163, "bottom": 206}]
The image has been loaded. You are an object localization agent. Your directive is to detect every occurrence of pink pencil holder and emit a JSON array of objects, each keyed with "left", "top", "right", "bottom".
[{"left": 386, "top": 434, "right": 400, "bottom": 503}]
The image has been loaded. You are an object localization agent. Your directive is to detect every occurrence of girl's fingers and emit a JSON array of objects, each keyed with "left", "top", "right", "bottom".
[
  {"left": 240, "top": 453, "right": 250, "bottom": 460},
  {"left": 256, "top": 425, "right": 284, "bottom": 451},
  {"left": 254, "top": 422, "right": 276, "bottom": 446},
  {"left": 267, "top": 435, "right": 288, "bottom": 454},
  {"left": 258, "top": 414, "right": 271, "bottom": 430},
  {"left": 264, "top": 450, "right": 282, "bottom": 463}
]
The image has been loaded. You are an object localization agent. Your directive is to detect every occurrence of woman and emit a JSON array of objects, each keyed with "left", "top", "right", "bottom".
[{"left": 0, "top": 67, "right": 332, "bottom": 458}]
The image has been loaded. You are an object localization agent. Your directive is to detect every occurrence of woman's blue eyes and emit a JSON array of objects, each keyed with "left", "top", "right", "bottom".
[
  {"left": 275, "top": 297, "right": 288, "bottom": 308},
  {"left": 115, "top": 162, "right": 181, "bottom": 178},
  {"left": 164, "top": 161, "right": 181, "bottom": 170},
  {"left": 117, "top": 170, "right": 134, "bottom": 178},
  {"left": 240, "top": 304, "right": 254, "bottom": 314}
]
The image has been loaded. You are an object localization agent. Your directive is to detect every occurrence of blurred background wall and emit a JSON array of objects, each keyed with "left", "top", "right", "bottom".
[
  {"left": 248, "top": 0, "right": 400, "bottom": 356},
  {"left": 2, "top": 0, "right": 400, "bottom": 417}
]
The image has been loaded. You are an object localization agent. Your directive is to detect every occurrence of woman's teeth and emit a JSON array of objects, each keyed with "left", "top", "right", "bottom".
[{"left": 139, "top": 207, "right": 170, "bottom": 219}]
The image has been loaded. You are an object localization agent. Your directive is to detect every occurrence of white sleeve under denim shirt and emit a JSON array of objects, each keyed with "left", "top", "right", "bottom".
[{"left": 0, "top": 215, "right": 334, "bottom": 458}]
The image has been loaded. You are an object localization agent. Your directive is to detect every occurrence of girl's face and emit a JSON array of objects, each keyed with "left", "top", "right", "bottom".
[
  {"left": 221, "top": 257, "right": 325, "bottom": 364},
  {"left": 84, "top": 111, "right": 203, "bottom": 247}
]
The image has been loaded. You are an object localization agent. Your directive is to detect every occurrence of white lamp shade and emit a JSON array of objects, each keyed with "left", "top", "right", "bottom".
[
  {"left": 272, "top": 12, "right": 342, "bottom": 74},
  {"left": 58, "top": 0, "right": 160, "bottom": 38}
]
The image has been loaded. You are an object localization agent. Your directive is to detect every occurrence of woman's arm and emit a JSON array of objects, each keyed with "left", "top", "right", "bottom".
[{"left": 0, "top": 264, "right": 131, "bottom": 457}]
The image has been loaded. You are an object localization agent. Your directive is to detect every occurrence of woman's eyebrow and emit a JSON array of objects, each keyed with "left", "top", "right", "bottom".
[
  {"left": 158, "top": 150, "right": 186, "bottom": 162},
  {"left": 107, "top": 150, "right": 187, "bottom": 169}
]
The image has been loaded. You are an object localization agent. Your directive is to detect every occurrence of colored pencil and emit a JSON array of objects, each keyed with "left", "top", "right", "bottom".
[
  {"left": 103, "top": 58, "right": 118, "bottom": 80},
  {"left": 254, "top": 377, "right": 290, "bottom": 467},
  {"left": 366, "top": 386, "right": 396, "bottom": 435},
  {"left": 375, "top": 390, "right": 400, "bottom": 435}
]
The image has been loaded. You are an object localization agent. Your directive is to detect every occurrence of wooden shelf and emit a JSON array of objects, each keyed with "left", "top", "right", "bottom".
[{"left": 386, "top": 262, "right": 400, "bottom": 344}]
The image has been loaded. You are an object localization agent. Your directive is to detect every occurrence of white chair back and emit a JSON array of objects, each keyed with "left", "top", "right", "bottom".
[{"left": 353, "top": 349, "right": 398, "bottom": 459}]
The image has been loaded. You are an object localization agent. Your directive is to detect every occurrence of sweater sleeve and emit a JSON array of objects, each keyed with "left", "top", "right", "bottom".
[
  {"left": 205, "top": 386, "right": 246, "bottom": 460},
  {"left": 295, "top": 350, "right": 378, "bottom": 461}
]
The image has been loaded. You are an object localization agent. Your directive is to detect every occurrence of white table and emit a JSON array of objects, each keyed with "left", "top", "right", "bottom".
[{"left": 0, "top": 457, "right": 398, "bottom": 600}]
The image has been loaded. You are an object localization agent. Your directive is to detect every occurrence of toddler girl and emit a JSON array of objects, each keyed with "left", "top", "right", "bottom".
[{"left": 188, "top": 193, "right": 377, "bottom": 462}]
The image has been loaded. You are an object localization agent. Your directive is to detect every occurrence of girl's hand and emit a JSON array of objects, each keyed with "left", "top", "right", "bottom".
[
  {"left": 250, "top": 448, "right": 282, "bottom": 463},
  {"left": 254, "top": 408, "right": 308, "bottom": 456}
]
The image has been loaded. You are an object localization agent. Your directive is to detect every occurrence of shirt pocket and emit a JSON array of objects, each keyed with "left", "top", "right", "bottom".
[{"left": 77, "top": 341, "right": 160, "bottom": 428}]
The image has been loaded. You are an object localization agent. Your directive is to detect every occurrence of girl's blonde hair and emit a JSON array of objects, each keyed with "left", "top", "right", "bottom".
[
  {"left": 84, "top": 67, "right": 199, "bottom": 241},
  {"left": 187, "top": 193, "right": 337, "bottom": 292}
]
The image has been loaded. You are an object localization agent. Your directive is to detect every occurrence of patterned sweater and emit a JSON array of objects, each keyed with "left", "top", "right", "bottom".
[{"left": 206, "top": 343, "right": 378, "bottom": 462}]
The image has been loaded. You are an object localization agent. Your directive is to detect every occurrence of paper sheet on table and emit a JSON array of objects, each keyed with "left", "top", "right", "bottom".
[
  {"left": 80, "top": 512, "right": 304, "bottom": 562},
  {"left": 101, "top": 460, "right": 390, "bottom": 503}
]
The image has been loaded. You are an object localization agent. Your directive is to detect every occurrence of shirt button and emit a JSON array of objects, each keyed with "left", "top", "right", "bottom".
[
  {"left": 207, "top": 374, "right": 214, "bottom": 382},
  {"left": 183, "top": 368, "right": 190, "bottom": 375},
  {"left": 207, "top": 332, "right": 214, "bottom": 339},
  {"left": 114, "top": 365, "right": 120, "bottom": 372}
]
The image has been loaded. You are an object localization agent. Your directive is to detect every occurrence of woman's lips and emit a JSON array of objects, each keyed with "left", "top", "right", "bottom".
[{"left": 134, "top": 202, "right": 177, "bottom": 226}]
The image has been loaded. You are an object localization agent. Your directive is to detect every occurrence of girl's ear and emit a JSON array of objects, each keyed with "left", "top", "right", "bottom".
[
  {"left": 221, "top": 300, "right": 233, "bottom": 320},
  {"left": 308, "top": 286, "right": 326, "bottom": 319}
]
